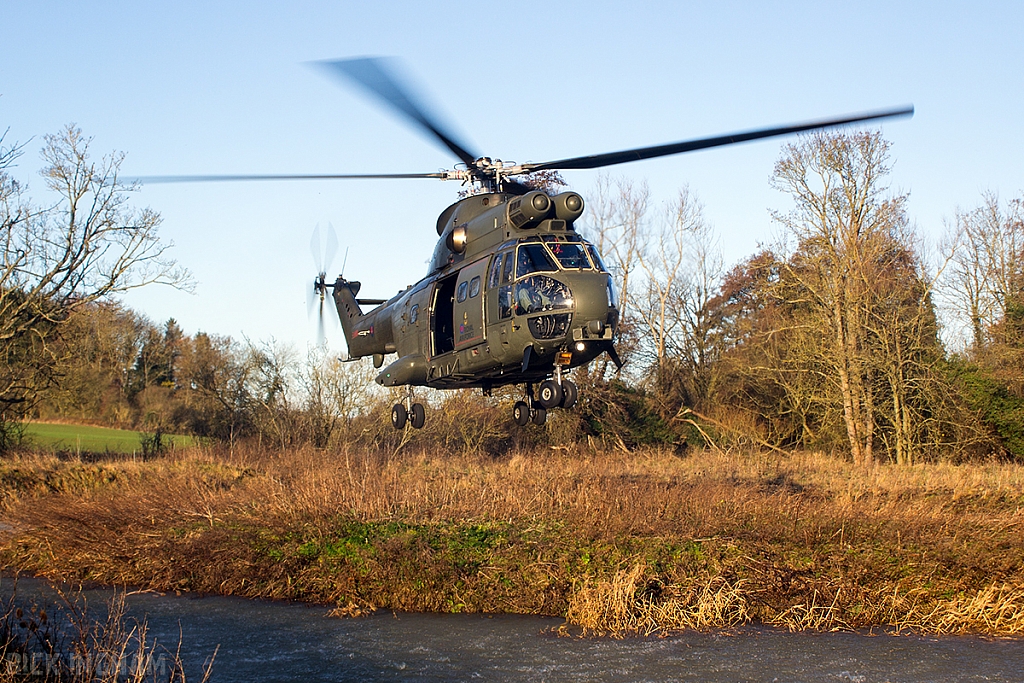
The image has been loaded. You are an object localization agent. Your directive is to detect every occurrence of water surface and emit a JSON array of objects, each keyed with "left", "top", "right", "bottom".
[{"left": 7, "top": 579, "right": 1024, "bottom": 682}]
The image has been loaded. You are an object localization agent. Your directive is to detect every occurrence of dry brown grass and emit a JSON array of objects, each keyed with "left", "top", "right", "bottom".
[
  {"left": 565, "top": 562, "right": 750, "bottom": 636},
  {"left": 1, "top": 443, "right": 1023, "bottom": 635}
]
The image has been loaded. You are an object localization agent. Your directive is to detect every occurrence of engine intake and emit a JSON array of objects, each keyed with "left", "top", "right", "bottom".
[
  {"left": 552, "top": 192, "right": 585, "bottom": 223},
  {"left": 507, "top": 191, "right": 552, "bottom": 229},
  {"left": 445, "top": 225, "right": 468, "bottom": 253}
]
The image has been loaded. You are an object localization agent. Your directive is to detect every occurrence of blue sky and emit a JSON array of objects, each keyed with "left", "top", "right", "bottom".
[{"left": 2, "top": 1, "right": 1021, "bottom": 352}]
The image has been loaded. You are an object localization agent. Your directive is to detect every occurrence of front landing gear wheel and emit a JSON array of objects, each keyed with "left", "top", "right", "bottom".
[
  {"left": 513, "top": 401, "right": 531, "bottom": 427},
  {"left": 560, "top": 379, "right": 578, "bottom": 409},
  {"left": 531, "top": 406, "right": 547, "bottom": 426},
  {"left": 391, "top": 404, "right": 408, "bottom": 430},
  {"left": 410, "top": 402, "right": 426, "bottom": 429},
  {"left": 538, "top": 379, "right": 564, "bottom": 409}
]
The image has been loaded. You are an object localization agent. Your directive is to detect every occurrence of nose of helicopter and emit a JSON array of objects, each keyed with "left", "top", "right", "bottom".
[{"left": 560, "top": 271, "right": 617, "bottom": 344}]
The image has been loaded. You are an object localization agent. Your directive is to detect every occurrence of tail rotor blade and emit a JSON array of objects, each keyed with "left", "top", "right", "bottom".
[
  {"left": 324, "top": 222, "right": 339, "bottom": 274},
  {"left": 316, "top": 296, "right": 327, "bottom": 347},
  {"left": 310, "top": 223, "right": 324, "bottom": 273},
  {"left": 306, "top": 278, "right": 319, "bottom": 319}
]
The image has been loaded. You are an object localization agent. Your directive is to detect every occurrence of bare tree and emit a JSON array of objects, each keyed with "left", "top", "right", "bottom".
[
  {"left": 666, "top": 189, "right": 724, "bottom": 409},
  {"left": 712, "top": 250, "right": 839, "bottom": 448},
  {"left": 634, "top": 193, "right": 687, "bottom": 389},
  {"left": 581, "top": 175, "right": 649, "bottom": 376},
  {"left": 771, "top": 131, "right": 909, "bottom": 465},
  {"left": 861, "top": 228, "right": 953, "bottom": 464},
  {"left": 243, "top": 339, "right": 298, "bottom": 450},
  {"left": 301, "top": 347, "right": 376, "bottom": 448},
  {"left": 0, "top": 125, "right": 189, "bottom": 441},
  {"left": 945, "top": 192, "right": 1024, "bottom": 352},
  {"left": 634, "top": 186, "right": 723, "bottom": 412},
  {"left": 0, "top": 127, "right": 26, "bottom": 229}
]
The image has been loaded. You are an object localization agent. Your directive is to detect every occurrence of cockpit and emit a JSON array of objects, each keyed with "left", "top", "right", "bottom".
[
  {"left": 489, "top": 236, "right": 611, "bottom": 340},
  {"left": 511, "top": 235, "right": 608, "bottom": 278}
]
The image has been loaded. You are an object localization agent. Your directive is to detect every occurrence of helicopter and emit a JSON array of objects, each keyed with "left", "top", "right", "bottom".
[{"left": 140, "top": 57, "right": 913, "bottom": 430}]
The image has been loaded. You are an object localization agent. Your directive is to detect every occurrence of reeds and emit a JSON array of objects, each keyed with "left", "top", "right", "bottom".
[
  {"left": 565, "top": 562, "right": 749, "bottom": 636},
  {"left": 909, "top": 582, "right": 1024, "bottom": 635},
  {"left": 0, "top": 580, "right": 215, "bottom": 682}
]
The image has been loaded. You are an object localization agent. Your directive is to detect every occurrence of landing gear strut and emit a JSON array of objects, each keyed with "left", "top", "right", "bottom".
[
  {"left": 527, "top": 383, "right": 547, "bottom": 426},
  {"left": 392, "top": 386, "right": 426, "bottom": 430},
  {"left": 511, "top": 369, "right": 579, "bottom": 427}
]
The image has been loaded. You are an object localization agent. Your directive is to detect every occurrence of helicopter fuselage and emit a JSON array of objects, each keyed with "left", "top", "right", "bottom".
[{"left": 332, "top": 190, "right": 618, "bottom": 392}]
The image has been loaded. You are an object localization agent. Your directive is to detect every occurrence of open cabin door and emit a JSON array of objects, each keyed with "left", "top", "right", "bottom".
[{"left": 430, "top": 274, "right": 458, "bottom": 357}]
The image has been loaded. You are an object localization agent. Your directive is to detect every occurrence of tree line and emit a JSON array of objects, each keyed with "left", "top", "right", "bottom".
[
  {"left": 3, "top": 123, "right": 1023, "bottom": 462},
  {"left": 586, "top": 130, "right": 1024, "bottom": 463}
]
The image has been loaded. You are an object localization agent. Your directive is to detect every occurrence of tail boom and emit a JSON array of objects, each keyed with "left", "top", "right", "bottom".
[{"left": 332, "top": 278, "right": 394, "bottom": 358}]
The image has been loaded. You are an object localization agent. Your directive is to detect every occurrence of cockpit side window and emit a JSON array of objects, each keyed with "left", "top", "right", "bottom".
[
  {"left": 500, "top": 251, "right": 515, "bottom": 284},
  {"left": 516, "top": 244, "right": 558, "bottom": 279},
  {"left": 488, "top": 253, "right": 503, "bottom": 288},
  {"left": 585, "top": 244, "right": 609, "bottom": 272}
]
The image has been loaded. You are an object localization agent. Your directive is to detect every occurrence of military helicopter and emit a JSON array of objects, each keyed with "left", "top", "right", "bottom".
[{"left": 140, "top": 57, "right": 912, "bottom": 430}]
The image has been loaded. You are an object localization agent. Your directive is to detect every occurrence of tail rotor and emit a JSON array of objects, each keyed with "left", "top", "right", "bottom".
[{"left": 308, "top": 222, "right": 341, "bottom": 346}]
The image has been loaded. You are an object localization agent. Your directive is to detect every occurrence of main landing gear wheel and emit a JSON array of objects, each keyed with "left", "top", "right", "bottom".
[
  {"left": 559, "top": 379, "right": 578, "bottom": 409},
  {"left": 513, "top": 401, "right": 531, "bottom": 427},
  {"left": 410, "top": 402, "right": 426, "bottom": 429},
  {"left": 531, "top": 406, "right": 547, "bottom": 426},
  {"left": 391, "top": 404, "right": 407, "bottom": 429},
  {"left": 537, "top": 379, "right": 564, "bottom": 409}
]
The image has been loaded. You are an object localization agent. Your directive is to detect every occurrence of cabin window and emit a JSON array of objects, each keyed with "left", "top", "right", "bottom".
[
  {"left": 457, "top": 281, "right": 469, "bottom": 303},
  {"left": 410, "top": 304, "right": 419, "bottom": 324},
  {"left": 469, "top": 276, "right": 481, "bottom": 298},
  {"left": 516, "top": 244, "right": 558, "bottom": 279},
  {"left": 488, "top": 253, "right": 503, "bottom": 287}
]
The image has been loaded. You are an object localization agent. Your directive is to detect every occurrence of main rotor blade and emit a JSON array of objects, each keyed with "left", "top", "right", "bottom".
[
  {"left": 127, "top": 172, "right": 448, "bottom": 184},
  {"left": 524, "top": 106, "right": 914, "bottom": 172},
  {"left": 316, "top": 57, "right": 479, "bottom": 169}
]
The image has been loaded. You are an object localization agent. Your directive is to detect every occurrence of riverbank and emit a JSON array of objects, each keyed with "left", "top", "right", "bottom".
[{"left": 1, "top": 444, "right": 1022, "bottom": 636}]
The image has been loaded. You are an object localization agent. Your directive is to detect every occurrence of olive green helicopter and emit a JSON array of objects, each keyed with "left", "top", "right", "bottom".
[{"left": 140, "top": 57, "right": 912, "bottom": 430}]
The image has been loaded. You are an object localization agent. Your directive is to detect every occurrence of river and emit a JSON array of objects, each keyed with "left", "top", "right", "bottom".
[{"left": 5, "top": 579, "right": 1024, "bottom": 682}]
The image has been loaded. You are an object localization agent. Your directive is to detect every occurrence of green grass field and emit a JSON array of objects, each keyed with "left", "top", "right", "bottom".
[{"left": 22, "top": 422, "right": 194, "bottom": 454}]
